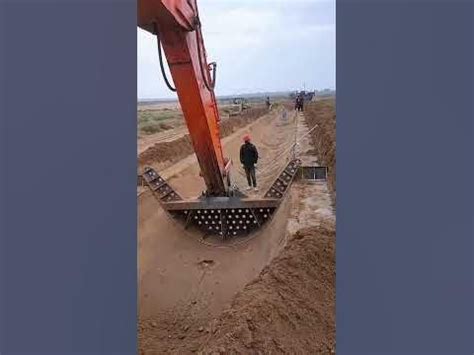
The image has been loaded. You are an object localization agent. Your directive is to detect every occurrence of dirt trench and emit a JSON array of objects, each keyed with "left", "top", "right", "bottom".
[
  {"left": 138, "top": 106, "right": 269, "bottom": 171},
  {"left": 138, "top": 103, "right": 335, "bottom": 354}
]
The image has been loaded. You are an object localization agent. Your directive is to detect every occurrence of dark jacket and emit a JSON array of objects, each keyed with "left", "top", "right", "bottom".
[{"left": 240, "top": 142, "right": 259, "bottom": 168}]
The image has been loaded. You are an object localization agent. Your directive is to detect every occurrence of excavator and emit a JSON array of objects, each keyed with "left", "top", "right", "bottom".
[{"left": 138, "top": 0, "right": 325, "bottom": 239}]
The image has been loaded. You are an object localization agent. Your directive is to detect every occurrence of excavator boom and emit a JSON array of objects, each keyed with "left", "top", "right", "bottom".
[{"left": 138, "top": 0, "right": 227, "bottom": 196}]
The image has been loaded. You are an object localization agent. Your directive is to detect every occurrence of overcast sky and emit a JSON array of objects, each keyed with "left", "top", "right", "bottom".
[{"left": 137, "top": 0, "right": 335, "bottom": 99}]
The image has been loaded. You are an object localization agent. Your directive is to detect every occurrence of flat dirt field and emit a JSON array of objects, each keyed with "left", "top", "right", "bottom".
[{"left": 138, "top": 99, "right": 336, "bottom": 354}]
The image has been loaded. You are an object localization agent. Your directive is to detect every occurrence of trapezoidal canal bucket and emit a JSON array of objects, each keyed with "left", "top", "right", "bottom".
[{"left": 140, "top": 159, "right": 315, "bottom": 239}]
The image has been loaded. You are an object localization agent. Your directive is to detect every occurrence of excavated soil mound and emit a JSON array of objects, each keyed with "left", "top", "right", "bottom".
[
  {"left": 139, "top": 134, "right": 194, "bottom": 168},
  {"left": 198, "top": 222, "right": 336, "bottom": 354},
  {"left": 139, "top": 222, "right": 335, "bottom": 355},
  {"left": 139, "top": 107, "right": 268, "bottom": 168}
]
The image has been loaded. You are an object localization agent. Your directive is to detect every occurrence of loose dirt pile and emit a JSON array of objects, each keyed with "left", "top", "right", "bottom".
[
  {"left": 198, "top": 223, "right": 335, "bottom": 354},
  {"left": 138, "top": 106, "right": 268, "bottom": 169},
  {"left": 139, "top": 220, "right": 335, "bottom": 355},
  {"left": 304, "top": 98, "right": 336, "bottom": 202},
  {"left": 139, "top": 134, "right": 194, "bottom": 168}
]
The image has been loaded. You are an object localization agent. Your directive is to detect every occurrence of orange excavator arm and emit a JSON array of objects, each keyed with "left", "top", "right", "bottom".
[
  {"left": 138, "top": 0, "right": 317, "bottom": 239},
  {"left": 138, "top": 0, "right": 229, "bottom": 196}
]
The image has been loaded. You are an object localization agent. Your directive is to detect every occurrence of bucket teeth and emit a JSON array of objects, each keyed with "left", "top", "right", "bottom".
[
  {"left": 142, "top": 167, "right": 182, "bottom": 202},
  {"left": 264, "top": 159, "right": 301, "bottom": 198},
  {"left": 169, "top": 206, "right": 276, "bottom": 239}
]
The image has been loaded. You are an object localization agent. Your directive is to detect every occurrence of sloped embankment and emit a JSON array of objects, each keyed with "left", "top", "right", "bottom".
[
  {"left": 305, "top": 98, "right": 336, "bottom": 203},
  {"left": 198, "top": 222, "right": 336, "bottom": 354}
]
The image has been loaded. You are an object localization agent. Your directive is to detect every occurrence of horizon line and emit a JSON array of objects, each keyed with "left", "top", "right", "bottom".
[{"left": 137, "top": 88, "right": 336, "bottom": 101}]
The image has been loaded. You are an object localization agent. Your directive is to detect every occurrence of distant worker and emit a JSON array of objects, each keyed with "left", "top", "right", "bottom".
[
  {"left": 299, "top": 94, "right": 305, "bottom": 111},
  {"left": 295, "top": 94, "right": 304, "bottom": 112},
  {"left": 265, "top": 96, "right": 271, "bottom": 110},
  {"left": 239, "top": 101, "right": 244, "bottom": 114},
  {"left": 240, "top": 134, "right": 259, "bottom": 191},
  {"left": 295, "top": 95, "right": 303, "bottom": 111}
]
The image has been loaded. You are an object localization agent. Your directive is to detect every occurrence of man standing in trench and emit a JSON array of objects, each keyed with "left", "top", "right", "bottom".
[{"left": 240, "top": 134, "right": 259, "bottom": 192}]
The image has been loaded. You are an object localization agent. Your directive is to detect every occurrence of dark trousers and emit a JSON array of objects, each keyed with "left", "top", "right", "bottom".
[{"left": 244, "top": 166, "right": 257, "bottom": 187}]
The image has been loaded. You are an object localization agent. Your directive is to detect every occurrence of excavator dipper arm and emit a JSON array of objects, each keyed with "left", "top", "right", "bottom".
[{"left": 138, "top": 0, "right": 227, "bottom": 196}]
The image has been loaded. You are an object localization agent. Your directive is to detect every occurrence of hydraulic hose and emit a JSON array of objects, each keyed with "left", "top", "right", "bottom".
[{"left": 153, "top": 23, "right": 177, "bottom": 92}]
